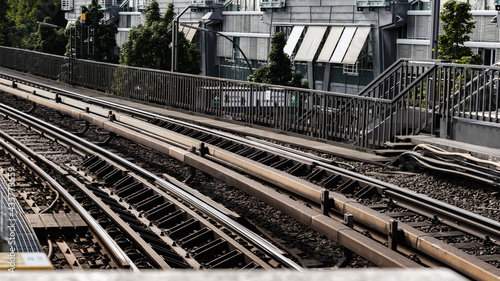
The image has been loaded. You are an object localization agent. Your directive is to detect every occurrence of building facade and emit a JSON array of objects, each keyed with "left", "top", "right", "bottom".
[{"left": 61, "top": 0, "right": 500, "bottom": 94}]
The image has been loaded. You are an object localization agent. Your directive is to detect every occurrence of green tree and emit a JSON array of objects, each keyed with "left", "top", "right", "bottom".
[
  {"left": 33, "top": 17, "right": 67, "bottom": 55},
  {"left": 119, "top": 1, "right": 201, "bottom": 74},
  {"left": 145, "top": 0, "right": 161, "bottom": 25},
  {"left": 177, "top": 34, "right": 202, "bottom": 74},
  {"left": 249, "top": 32, "right": 308, "bottom": 88},
  {"left": 70, "top": 0, "right": 118, "bottom": 62},
  {"left": 6, "top": 0, "right": 66, "bottom": 49},
  {"left": 438, "top": 0, "right": 481, "bottom": 64},
  {"left": 0, "top": 0, "right": 13, "bottom": 46}
]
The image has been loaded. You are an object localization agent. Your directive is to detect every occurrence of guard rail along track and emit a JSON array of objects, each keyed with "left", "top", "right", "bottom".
[
  {"left": 0, "top": 103, "right": 302, "bottom": 270},
  {"left": 0, "top": 47, "right": 499, "bottom": 149},
  {"left": 1, "top": 74, "right": 500, "bottom": 280}
]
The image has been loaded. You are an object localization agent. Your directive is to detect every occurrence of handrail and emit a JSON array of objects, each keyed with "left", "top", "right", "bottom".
[
  {"left": 358, "top": 58, "right": 406, "bottom": 97},
  {"left": 391, "top": 63, "right": 438, "bottom": 103}
]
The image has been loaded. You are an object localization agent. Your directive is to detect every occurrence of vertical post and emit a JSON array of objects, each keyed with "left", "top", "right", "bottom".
[
  {"left": 172, "top": 18, "right": 178, "bottom": 72},
  {"left": 429, "top": 0, "right": 440, "bottom": 59},
  {"left": 69, "top": 27, "right": 73, "bottom": 84},
  {"left": 321, "top": 189, "right": 330, "bottom": 215},
  {"left": 81, "top": 7, "right": 86, "bottom": 59},
  {"left": 69, "top": 26, "right": 75, "bottom": 85},
  {"left": 80, "top": 23, "right": 84, "bottom": 58},
  {"left": 91, "top": 28, "right": 95, "bottom": 57},
  {"left": 87, "top": 26, "right": 90, "bottom": 58},
  {"left": 388, "top": 219, "right": 399, "bottom": 251}
]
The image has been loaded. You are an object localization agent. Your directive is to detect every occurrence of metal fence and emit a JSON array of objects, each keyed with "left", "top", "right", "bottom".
[
  {"left": 359, "top": 59, "right": 435, "bottom": 99},
  {"left": 0, "top": 46, "right": 499, "bottom": 148}
]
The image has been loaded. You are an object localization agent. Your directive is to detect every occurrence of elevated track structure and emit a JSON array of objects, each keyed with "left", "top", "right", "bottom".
[
  {"left": 0, "top": 70, "right": 499, "bottom": 280},
  {"left": 0, "top": 46, "right": 499, "bottom": 149}
]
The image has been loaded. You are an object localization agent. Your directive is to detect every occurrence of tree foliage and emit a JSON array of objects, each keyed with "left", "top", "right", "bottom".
[
  {"left": 71, "top": 0, "right": 118, "bottom": 62},
  {"left": 5, "top": 0, "right": 66, "bottom": 49},
  {"left": 438, "top": 0, "right": 481, "bottom": 64},
  {"left": 0, "top": 0, "right": 13, "bottom": 46},
  {"left": 249, "top": 32, "right": 308, "bottom": 88},
  {"left": 33, "top": 17, "right": 67, "bottom": 55},
  {"left": 119, "top": 1, "right": 201, "bottom": 74}
]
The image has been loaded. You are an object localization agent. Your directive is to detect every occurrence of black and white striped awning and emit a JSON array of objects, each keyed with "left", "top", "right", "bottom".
[{"left": 284, "top": 25, "right": 371, "bottom": 64}]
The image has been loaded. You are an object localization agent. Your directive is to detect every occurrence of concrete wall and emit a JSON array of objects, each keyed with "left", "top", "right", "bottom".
[{"left": 452, "top": 117, "right": 500, "bottom": 149}]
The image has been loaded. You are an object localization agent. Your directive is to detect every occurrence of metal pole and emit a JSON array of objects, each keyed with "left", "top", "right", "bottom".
[
  {"left": 69, "top": 27, "right": 73, "bottom": 85},
  {"left": 172, "top": 19, "right": 178, "bottom": 71},
  {"left": 172, "top": 6, "right": 192, "bottom": 72},
  {"left": 36, "top": 21, "right": 64, "bottom": 29},
  {"left": 87, "top": 26, "right": 90, "bottom": 58},
  {"left": 429, "top": 0, "right": 440, "bottom": 59},
  {"left": 180, "top": 24, "right": 254, "bottom": 74},
  {"left": 80, "top": 23, "right": 84, "bottom": 58}
]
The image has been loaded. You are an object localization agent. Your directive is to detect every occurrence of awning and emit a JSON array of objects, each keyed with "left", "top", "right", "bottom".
[
  {"left": 342, "top": 27, "right": 371, "bottom": 64},
  {"left": 292, "top": 25, "right": 371, "bottom": 64},
  {"left": 294, "top": 26, "right": 328, "bottom": 62},
  {"left": 283, "top": 26, "right": 305, "bottom": 56},
  {"left": 317, "top": 26, "right": 344, "bottom": 62},
  {"left": 179, "top": 23, "right": 200, "bottom": 42},
  {"left": 185, "top": 23, "right": 199, "bottom": 42},
  {"left": 329, "top": 27, "right": 357, "bottom": 63}
]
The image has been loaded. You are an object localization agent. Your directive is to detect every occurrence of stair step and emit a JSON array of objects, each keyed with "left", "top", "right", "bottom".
[{"left": 384, "top": 141, "right": 415, "bottom": 149}]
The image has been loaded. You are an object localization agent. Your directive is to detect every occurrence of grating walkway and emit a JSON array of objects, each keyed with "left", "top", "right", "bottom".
[{"left": 0, "top": 172, "right": 43, "bottom": 253}]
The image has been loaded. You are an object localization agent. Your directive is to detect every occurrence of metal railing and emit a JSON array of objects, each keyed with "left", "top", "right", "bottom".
[
  {"left": 0, "top": 46, "right": 499, "bottom": 148},
  {"left": 359, "top": 59, "right": 435, "bottom": 99}
]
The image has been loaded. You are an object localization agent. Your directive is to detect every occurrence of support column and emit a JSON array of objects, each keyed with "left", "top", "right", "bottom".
[
  {"left": 307, "top": 62, "right": 314, "bottom": 89},
  {"left": 429, "top": 0, "right": 440, "bottom": 59},
  {"left": 322, "top": 64, "right": 331, "bottom": 91}
]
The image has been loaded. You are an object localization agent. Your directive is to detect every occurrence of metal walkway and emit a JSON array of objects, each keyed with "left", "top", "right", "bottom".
[{"left": 0, "top": 171, "right": 43, "bottom": 253}]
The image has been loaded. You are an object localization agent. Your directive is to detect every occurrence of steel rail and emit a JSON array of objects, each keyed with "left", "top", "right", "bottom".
[
  {"left": 24, "top": 79, "right": 499, "bottom": 241},
  {"left": 314, "top": 159, "right": 500, "bottom": 240},
  {"left": 2, "top": 75, "right": 500, "bottom": 279},
  {"left": 0, "top": 101, "right": 303, "bottom": 271},
  {"left": 1, "top": 74, "right": 497, "bottom": 226},
  {"left": 0, "top": 137, "right": 139, "bottom": 272}
]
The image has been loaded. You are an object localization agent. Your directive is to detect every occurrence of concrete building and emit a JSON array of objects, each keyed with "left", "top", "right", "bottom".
[{"left": 60, "top": 0, "right": 500, "bottom": 94}]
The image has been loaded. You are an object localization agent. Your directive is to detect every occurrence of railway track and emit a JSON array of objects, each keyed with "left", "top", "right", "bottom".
[
  {"left": 0, "top": 73, "right": 500, "bottom": 280},
  {"left": 0, "top": 103, "right": 302, "bottom": 270},
  {"left": 0, "top": 137, "right": 139, "bottom": 270}
]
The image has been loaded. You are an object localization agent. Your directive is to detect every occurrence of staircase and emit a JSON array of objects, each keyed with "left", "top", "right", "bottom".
[{"left": 352, "top": 59, "right": 500, "bottom": 148}]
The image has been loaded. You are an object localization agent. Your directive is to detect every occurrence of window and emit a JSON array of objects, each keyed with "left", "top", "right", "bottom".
[
  {"left": 61, "top": 0, "right": 73, "bottom": 11},
  {"left": 410, "top": 0, "right": 431, "bottom": 10},
  {"left": 260, "top": 0, "right": 285, "bottom": 9},
  {"left": 232, "top": 37, "right": 241, "bottom": 59},
  {"left": 275, "top": 26, "right": 293, "bottom": 38},
  {"left": 343, "top": 63, "right": 359, "bottom": 75},
  {"left": 126, "top": 15, "right": 131, "bottom": 28},
  {"left": 478, "top": 48, "right": 496, "bottom": 66}
]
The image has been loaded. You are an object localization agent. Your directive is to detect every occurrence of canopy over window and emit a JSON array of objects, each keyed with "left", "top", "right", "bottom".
[
  {"left": 283, "top": 26, "right": 305, "bottom": 56},
  {"left": 180, "top": 23, "right": 200, "bottom": 42},
  {"left": 294, "top": 26, "right": 328, "bottom": 62},
  {"left": 287, "top": 25, "right": 371, "bottom": 64}
]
